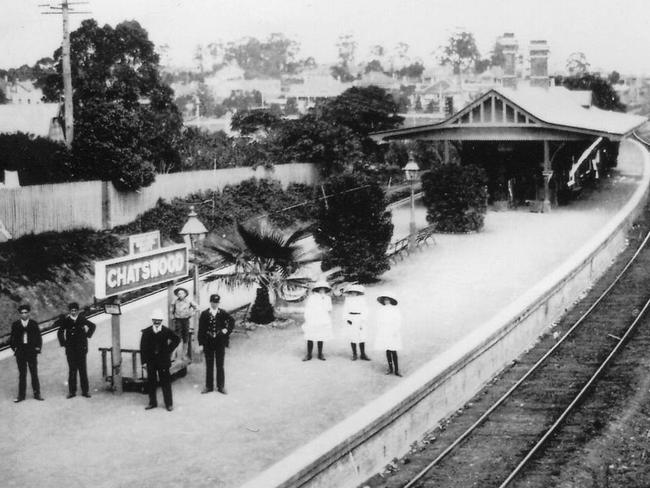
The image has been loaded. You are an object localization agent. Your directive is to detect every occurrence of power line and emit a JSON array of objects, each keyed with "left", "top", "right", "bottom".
[{"left": 39, "top": 1, "right": 91, "bottom": 148}]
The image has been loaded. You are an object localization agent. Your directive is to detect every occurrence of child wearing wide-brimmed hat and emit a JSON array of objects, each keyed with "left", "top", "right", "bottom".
[
  {"left": 171, "top": 286, "right": 198, "bottom": 358},
  {"left": 301, "top": 280, "right": 333, "bottom": 361},
  {"left": 374, "top": 291, "right": 403, "bottom": 376},
  {"left": 343, "top": 284, "right": 370, "bottom": 361}
]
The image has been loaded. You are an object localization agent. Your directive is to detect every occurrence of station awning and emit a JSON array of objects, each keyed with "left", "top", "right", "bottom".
[{"left": 371, "top": 86, "right": 648, "bottom": 143}]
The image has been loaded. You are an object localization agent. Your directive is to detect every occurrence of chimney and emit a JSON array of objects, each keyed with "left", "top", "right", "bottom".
[
  {"left": 500, "top": 33, "right": 518, "bottom": 89},
  {"left": 529, "top": 40, "right": 550, "bottom": 89}
]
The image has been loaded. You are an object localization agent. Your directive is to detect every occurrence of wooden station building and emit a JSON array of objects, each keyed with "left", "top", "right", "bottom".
[{"left": 372, "top": 38, "right": 647, "bottom": 211}]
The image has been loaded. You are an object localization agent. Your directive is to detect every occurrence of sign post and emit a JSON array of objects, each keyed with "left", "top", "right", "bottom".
[
  {"left": 110, "top": 296, "right": 122, "bottom": 394},
  {"left": 95, "top": 243, "right": 189, "bottom": 393}
]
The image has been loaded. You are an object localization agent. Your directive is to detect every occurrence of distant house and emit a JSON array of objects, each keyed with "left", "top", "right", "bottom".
[
  {"left": 285, "top": 73, "right": 352, "bottom": 112},
  {"left": 5, "top": 80, "right": 44, "bottom": 105},
  {"left": 0, "top": 103, "right": 64, "bottom": 141},
  {"left": 354, "top": 71, "right": 400, "bottom": 91}
]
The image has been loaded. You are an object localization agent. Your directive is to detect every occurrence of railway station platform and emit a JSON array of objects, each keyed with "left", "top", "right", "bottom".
[{"left": 0, "top": 139, "right": 647, "bottom": 488}]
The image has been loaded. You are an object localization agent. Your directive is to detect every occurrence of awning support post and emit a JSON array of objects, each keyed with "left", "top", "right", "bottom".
[{"left": 542, "top": 140, "right": 552, "bottom": 213}]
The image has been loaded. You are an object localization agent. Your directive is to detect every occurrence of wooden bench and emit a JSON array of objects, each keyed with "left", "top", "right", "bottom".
[
  {"left": 415, "top": 224, "right": 437, "bottom": 248},
  {"left": 99, "top": 347, "right": 188, "bottom": 393},
  {"left": 386, "top": 237, "right": 410, "bottom": 262}
]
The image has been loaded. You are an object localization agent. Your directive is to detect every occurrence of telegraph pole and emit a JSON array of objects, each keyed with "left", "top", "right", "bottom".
[{"left": 40, "top": 1, "right": 90, "bottom": 148}]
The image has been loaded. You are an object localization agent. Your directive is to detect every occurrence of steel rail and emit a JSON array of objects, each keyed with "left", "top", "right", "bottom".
[
  {"left": 402, "top": 227, "right": 650, "bottom": 488},
  {"left": 498, "top": 293, "right": 650, "bottom": 487}
]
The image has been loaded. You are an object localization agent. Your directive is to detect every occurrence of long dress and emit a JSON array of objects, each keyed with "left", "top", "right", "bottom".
[
  {"left": 302, "top": 293, "right": 333, "bottom": 341},
  {"left": 343, "top": 295, "right": 369, "bottom": 343},
  {"left": 373, "top": 305, "right": 403, "bottom": 351}
]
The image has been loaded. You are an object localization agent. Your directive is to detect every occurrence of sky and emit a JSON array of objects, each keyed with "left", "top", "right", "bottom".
[{"left": 1, "top": 0, "right": 650, "bottom": 75}]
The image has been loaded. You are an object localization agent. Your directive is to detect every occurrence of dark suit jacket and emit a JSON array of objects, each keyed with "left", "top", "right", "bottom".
[
  {"left": 10, "top": 319, "right": 42, "bottom": 355},
  {"left": 56, "top": 314, "right": 96, "bottom": 353},
  {"left": 198, "top": 308, "right": 235, "bottom": 348},
  {"left": 139, "top": 326, "right": 180, "bottom": 368}
]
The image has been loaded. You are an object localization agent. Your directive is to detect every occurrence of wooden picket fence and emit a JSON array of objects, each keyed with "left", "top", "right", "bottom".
[{"left": 0, "top": 163, "right": 319, "bottom": 239}]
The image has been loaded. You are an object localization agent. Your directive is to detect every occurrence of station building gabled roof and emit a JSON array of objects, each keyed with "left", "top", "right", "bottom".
[{"left": 371, "top": 86, "right": 648, "bottom": 143}]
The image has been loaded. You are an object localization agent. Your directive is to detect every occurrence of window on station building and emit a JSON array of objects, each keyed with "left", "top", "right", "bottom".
[
  {"left": 505, "top": 105, "right": 515, "bottom": 123},
  {"left": 517, "top": 111, "right": 527, "bottom": 124},
  {"left": 460, "top": 112, "right": 470, "bottom": 124}
]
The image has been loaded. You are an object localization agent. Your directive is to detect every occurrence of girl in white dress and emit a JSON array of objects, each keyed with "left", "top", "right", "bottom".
[
  {"left": 342, "top": 284, "right": 370, "bottom": 361},
  {"left": 374, "top": 291, "right": 403, "bottom": 376},
  {"left": 301, "top": 281, "right": 333, "bottom": 361}
]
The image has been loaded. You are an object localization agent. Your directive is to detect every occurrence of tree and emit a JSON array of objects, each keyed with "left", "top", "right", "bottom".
[
  {"left": 230, "top": 109, "right": 281, "bottom": 136},
  {"left": 265, "top": 85, "right": 403, "bottom": 174},
  {"left": 608, "top": 70, "right": 621, "bottom": 85},
  {"left": 39, "top": 19, "right": 183, "bottom": 188},
  {"left": 566, "top": 52, "right": 590, "bottom": 76},
  {"left": 314, "top": 85, "right": 403, "bottom": 136},
  {"left": 390, "top": 42, "right": 411, "bottom": 72},
  {"left": 331, "top": 34, "right": 357, "bottom": 82},
  {"left": 396, "top": 62, "right": 425, "bottom": 79},
  {"left": 222, "top": 90, "right": 263, "bottom": 112},
  {"left": 0, "top": 133, "right": 72, "bottom": 185},
  {"left": 421, "top": 164, "right": 488, "bottom": 232},
  {"left": 489, "top": 40, "right": 506, "bottom": 68},
  {"left": 268, "top": 114, "right": 364, "bottom": 174},
  {"left": 223, "top": 33, "right": 305, "bottom": 78},
  {"left": 364, "top": 59, "right": 386, "bottom": 74},
  {"left": 438, "top": 31, "right": 481, "bottom": 75},
  {"left": 205, "top": 222, "right": 317, "bottom": 324},
  {"left": 555, "top": 73, "right": 625, "bottom": 112},
  {"left": 313, "top": 173, "right": 393, "bottom": 282}
]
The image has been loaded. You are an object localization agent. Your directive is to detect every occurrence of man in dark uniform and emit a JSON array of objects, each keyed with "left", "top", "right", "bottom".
[
  {"left": 10, "top": 304, "right": 43, "bottom": 402},
  {"left": 56, "top": 302, "right": 96, "bottom": 398},
  {"left": 198, "top": 294, "right": 234, "bottom": 394},
  {"left": 139, "top": 309, "right": 180, "bottom": 411}
]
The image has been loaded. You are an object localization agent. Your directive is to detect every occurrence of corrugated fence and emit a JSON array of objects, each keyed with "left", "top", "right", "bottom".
[{"left": 0, "top": 163, "right": 319, "bottom": 238}]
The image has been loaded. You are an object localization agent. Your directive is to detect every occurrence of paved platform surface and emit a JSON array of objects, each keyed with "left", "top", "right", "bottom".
[{"left": 0, "top": 140, "right": 645, "bottom": 488}]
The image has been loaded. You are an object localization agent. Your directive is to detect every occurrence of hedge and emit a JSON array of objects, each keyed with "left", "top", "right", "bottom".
[{"left": 421, "top": 164, "right": 488, "bottom": 233}]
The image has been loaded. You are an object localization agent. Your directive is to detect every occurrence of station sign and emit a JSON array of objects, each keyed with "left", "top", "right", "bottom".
[
  {"left": 94, "top": 244, "right": 189, "bottom": 299},
  {"left": 128, "top": 230, "right": 161, "bottom": 255}
]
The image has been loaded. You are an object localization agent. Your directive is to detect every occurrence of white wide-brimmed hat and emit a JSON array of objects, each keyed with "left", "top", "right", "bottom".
[
  {"left": 311, "top": 280, "right": 332, "bottom": 292},
  {"left": 345, "top": 284, "right": 365, "bottom": 295},
  {"left": 376, "top": 291, "right": 398, "bottom": 305}
]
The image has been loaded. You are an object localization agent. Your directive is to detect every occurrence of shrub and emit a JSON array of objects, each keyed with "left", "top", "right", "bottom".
[
  {"left": 313, "top": 173, "right": 393, "bottom": 282},
  {"left": 421, "top": 164, "right": 488, "bottom": 232},
  {"left": 0, "top": 133, "right": 73, "bottom": 185},
  {"left": 0, "top": 229, "right": 122, "bottom": 287},
  {"left": 114, "top": 178, "right": 317, "bottom": 240}
]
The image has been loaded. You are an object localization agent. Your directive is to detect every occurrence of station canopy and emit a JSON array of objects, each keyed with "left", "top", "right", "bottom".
[{"left": 371, "top": 86, "right": 648, "bottom": 143}]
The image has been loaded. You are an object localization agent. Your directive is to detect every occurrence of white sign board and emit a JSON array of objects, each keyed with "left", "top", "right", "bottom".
[
  {"left": 94, "top": 244, "right": 189, "bottom": 299},
  {"left": 128, "top": 230, "right": 161, "bottom": 255}
]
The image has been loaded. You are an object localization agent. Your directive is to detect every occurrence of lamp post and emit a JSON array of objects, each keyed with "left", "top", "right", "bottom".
[
  {"left": 179, "top": 206, "right": 208, "bottom": 362},
  {"left": 403, "top": 156, "right": 421, "bottom": 250}
]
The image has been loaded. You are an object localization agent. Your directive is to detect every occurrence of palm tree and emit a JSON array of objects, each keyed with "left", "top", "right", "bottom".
[{"left": 203, "top": 221, "right": 320, "bottom": 324}]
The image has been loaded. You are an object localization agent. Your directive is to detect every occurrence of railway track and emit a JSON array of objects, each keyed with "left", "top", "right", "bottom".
[{"left": 363, "top": 144, "right": 650, "bottom": 487}]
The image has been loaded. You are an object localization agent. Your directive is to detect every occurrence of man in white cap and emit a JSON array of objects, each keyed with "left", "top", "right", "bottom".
[{"left": 139, "top": 309, "right": 180, "bottom": 411}]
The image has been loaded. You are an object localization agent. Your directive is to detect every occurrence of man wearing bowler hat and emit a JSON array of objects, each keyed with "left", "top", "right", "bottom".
[
  {"left": 56, "top": 302, "right": 96, "bottom": 398},
  {"left": 198, "top": 294, "right": 234, "bottom": 394},
  {"left": 10, "top": 304, "right": 43, "bottom": 402}
]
